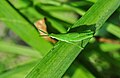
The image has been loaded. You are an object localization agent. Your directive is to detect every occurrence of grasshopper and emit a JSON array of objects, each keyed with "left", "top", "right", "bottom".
[{"left": 34, "top": 18, "right": 95, "bottom": 48}]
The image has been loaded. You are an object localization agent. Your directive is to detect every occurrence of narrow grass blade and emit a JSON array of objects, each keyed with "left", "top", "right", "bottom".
[
  {"left": 0, "top": 41, "right": 42, "bottom": 58},
  {"left": 0, "top": 1, "right": 53, "bottom": 56},
  {"left": 67, "top": 62, "right": 95, "bottom": 78},
  {"left": 72, "top": 65, "right": 95, "bottom": 78},
  {"left": 100, "top": 43, "right": 120, "bottom": 52},
  {"left": 47, "top": 18, "right": 67, "bottom": 33},
  {"left": 73, "top": 0, "right": 120, "bottom": 30},
  {"left": 35, "top": 6, "right": 67, "bottom": 33},
  {"left": 0, "top": 61, "right": 36, "bottom": 78},
  {"left": 107, "top": 23, "right": 120, "bottom": 38}
]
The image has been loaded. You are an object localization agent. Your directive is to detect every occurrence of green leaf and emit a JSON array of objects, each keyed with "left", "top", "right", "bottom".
[
  {"left": 0, "top": 1, "right": 53, "bottom": 56},
  {"left": 9, "top": 0, "right": 31, "bottom": 9},
  {"left": 72, "top": 0, "right": 120, "bottom": 30},
  {"left": 26, "top": 0, "right": 120, "bottom": 78},
  {"left": 35, "top": 2, "right": 85, "bottom": 23},
  {"left": 107, "top": 23, "right": 120, "bottom": 38},
  {"left": 20, "top": 7, "right": 44, "bottom": 23},
  {"left": 100, "top": 43, "right": 120, "bottom": 52},
  {"left": 26, "top": 41, "right": 83, "bottom": 78},
  {"left": 0, "top": 41, "right": 42, "bottom": 58},
  {"left": 47, "top": 18, "right": 67, "bottom": 33},
  {"left": 33, "top": 0, "right": 61, "bottom": 6},
  {"left": 35, "top": 5, "right": 67, "bottom": 33},
  {"left": 0, "top": 61, "right": 36, "bottom": 78},
  {"left": 72, "top": 65, "right": 95, "bottom": 78},
  {"left": 67, "top": 62, "right": 95, "bottom": 78}
]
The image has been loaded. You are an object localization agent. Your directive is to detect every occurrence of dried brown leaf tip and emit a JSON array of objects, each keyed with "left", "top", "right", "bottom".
[
  {"left": 95, "top": 36, "right": 120, "bottom": 44},
  {"left": 34, "top": 18, "right": 57, "bottom": 43}
]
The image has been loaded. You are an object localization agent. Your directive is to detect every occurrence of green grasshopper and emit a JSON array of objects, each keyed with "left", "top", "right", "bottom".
[
  {"left": 39, "top": 29, "right": 94, "bottom": 42},
  {"left": 35, "top": 19, "right": 95, "bottom": 48}
]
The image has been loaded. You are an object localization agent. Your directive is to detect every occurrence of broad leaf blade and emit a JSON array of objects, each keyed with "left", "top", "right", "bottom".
[
  {"left": 25, "top": 41, "right": 83, "bottom": 78},
  {"left": 73, "top": 0, "right": 120, "bottom": 30}
]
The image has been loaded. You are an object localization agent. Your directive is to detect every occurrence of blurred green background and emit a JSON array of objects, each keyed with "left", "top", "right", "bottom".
[{"left": 0, "top": 0, "right": 120, "bottom": 78}]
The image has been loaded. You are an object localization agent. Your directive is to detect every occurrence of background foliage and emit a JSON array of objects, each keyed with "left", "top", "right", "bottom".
[{"left": 0, "top": 0, "right": 120, "bottom": 78}]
